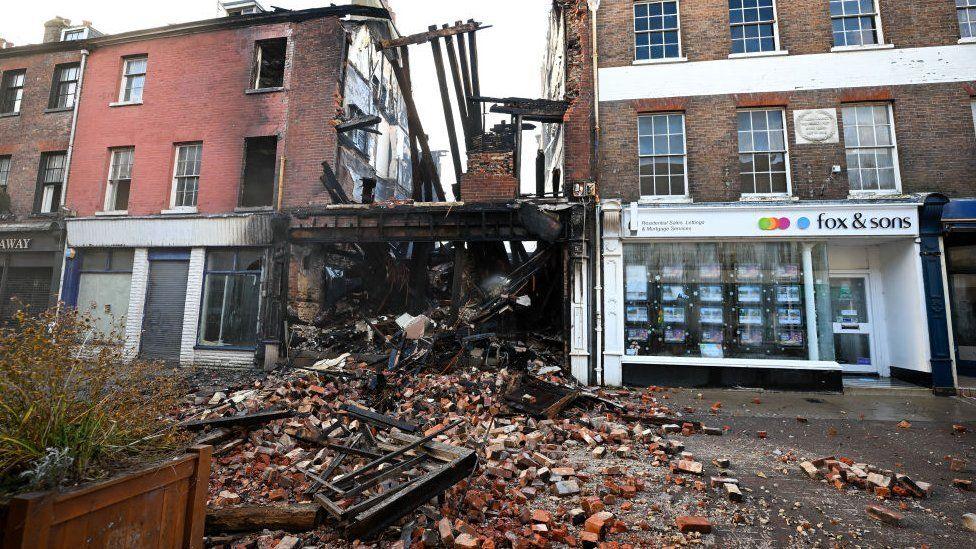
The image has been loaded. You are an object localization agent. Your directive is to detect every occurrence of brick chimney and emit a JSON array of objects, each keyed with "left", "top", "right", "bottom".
[
  {"left": 459, "top": 123, "right": 519, "bottom": 202},
  {"left": 43, "top": 16, "right": 72, "bottom": 43}
]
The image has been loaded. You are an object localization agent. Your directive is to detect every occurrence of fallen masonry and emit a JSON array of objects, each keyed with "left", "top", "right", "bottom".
[{"left": 799, "top": 456, "right": 932, "bottom": 499}]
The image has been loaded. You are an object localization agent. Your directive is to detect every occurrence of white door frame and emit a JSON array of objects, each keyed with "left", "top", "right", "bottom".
[{"left": 829, "top": 270, "right": 883, "bottom": 375}]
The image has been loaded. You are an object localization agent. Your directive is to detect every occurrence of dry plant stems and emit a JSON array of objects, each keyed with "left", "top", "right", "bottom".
[{"left": 0, "top": 305, "right": 189, "bottom": 495}]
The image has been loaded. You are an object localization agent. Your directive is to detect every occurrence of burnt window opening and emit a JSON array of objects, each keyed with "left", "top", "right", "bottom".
[
  {"left": 347, "top": 104, "right": 371, "bottom": 158},
  {"left": 253, "top": 38, "right": 286, "bottom": 90},
  {"left": 361, "top": 177, "right": 376, "bottom": 204},
  {"left": 240, "top": 135, "right": 277, "bottom": 208}
]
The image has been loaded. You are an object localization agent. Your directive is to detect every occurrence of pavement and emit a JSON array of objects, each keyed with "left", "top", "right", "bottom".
[{"left": 638, "top": 388, "right": 976, "bottom": 548}]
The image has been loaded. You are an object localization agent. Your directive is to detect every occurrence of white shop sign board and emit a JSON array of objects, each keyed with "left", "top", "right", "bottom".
[{"left": 628, "top": 203, "right": 920, "bottom": 238}]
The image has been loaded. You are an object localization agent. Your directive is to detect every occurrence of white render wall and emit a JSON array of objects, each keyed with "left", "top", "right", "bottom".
[
  {"left": 599, "top": 44, "right": 976, "bottom": 101},
  {"left": 123, "top": 248, "right": 150, "bottom": 361}
]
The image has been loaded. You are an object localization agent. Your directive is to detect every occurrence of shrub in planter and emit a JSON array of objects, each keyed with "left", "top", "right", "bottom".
[{"left": 0, "top": 306, "right": 189, "bottom": 496}]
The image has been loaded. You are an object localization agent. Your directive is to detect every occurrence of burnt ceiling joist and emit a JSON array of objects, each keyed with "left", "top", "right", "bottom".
[
  {"left": 377, "top": 21, "right": 490, "bottom": 50},
  {"left": 472, "top": 96, "right": 570, "bottom": 123},
  {"left": 336, "top": 114, "right": 382, "bottom": 134}
]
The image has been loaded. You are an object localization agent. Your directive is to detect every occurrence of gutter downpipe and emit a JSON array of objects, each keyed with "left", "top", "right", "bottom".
[
  {"left": 55, "top": 48, "right": 89, "bottom": 315},
  {"left": 588, "top": 0, "right": 603, "bottom": 386}
]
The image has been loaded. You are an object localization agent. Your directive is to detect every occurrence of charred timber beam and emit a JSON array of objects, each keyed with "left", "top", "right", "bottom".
[
  {"left": 378, "top": 21, "right": 489, "bottom": 50},
  {"left": 205, "top": 504, "right": 321, "bottom": 535},
  {"left": 443, "top": 27, "right": 471, "bottom": 147},
  {"left": 336, "top": 114, "right": 382, "bottom": 133},
  {"left": 340, "top": 403, "right": 420, "bottom": 432},
  {"left": 182, "top": 409, "right": 295, "bottom": 431},
  {"left": 467, "top": 20, "right": 483, "bottom": 134},
  {"left": 490, "top": 105, "right": 566, "bottom": 123},
  {"left": 429, "top": 27, "right": 464, "bottom": 198}
]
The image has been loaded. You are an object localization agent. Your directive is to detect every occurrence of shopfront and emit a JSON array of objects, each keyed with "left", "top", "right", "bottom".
[
  {"left": 599, "top": 199, "right": 947, "bottom": 391},
  {"left": 62, "top": 214, "right": 283, "bottom": 368},
  {"left": 943, "top": 198, "right": 976, "bottom": 378},
  {"left": 0, "top": 221, "right": 64, "bottom": 324}
]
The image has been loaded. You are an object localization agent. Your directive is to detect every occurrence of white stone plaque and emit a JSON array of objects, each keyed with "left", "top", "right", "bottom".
[{"left": 793, "top": 109, "right": 839, "bottom": 144}]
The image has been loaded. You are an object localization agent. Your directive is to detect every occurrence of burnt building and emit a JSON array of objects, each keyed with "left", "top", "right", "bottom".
[
  {"left": 0, "top": 2, "right": 408, "bottom": 368},
  {"left": 546, "top": 0, "right": 975, "bottom": 392}
]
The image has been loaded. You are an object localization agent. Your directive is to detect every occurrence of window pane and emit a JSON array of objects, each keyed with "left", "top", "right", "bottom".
[
  {"left": 638, "top": 113, "right": 685, "bottom": 196},
  {"left": 198, "top": 272, "right": 261, "bottom": 347},
  {"left": 81, "top": 249, "right": 110, "bottom": 271},
  {"left": 207, "top": 251, "right": 236, "bottom": 271}
]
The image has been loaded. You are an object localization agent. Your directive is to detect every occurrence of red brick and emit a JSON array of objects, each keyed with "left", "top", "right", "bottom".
[{"left": 675, "top": 515, "right": 713, "bottom": 534}]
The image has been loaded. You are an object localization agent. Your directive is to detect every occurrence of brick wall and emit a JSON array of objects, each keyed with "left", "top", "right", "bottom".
[
  {"left": 597, "top": 0, "right": 963, "bottom": 69},
  {"left": 66, "top": 18, "right": 345, "bottom": 217},
  {"left": 0, "top": 50, "right": 81, "bottom": 216},
  {"left": 558, "top": 0, "right": 596, "bottom": 189},
  {"left": 598, "top": 82, "right": 976, "bottom": 203}
]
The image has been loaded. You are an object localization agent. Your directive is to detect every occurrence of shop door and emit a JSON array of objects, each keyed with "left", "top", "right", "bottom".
[
  {"left": 0, "top": 267, "right": 53, "bottom": 323},
  {"left": 830, "top": 276, "right": 876, "bottom": 374},
  {"left": 140, "top": 259, "right": 189, "bottom": 363}
]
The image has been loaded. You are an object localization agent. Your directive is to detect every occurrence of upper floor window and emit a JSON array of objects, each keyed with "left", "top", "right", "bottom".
[
  {"left": 0, "top": 70, "right": 26, "bottom": 115},
  {"left": 36, "top": 152, "right": 66, "bottom": 214},
  {"left": 842, "top": 104, "right": 900, "bottom": 193},
  {"left": 738, "top": 109, "right": 790, "bottom": 196},
  {"left": 634, "top": 1, "right": 681, "bottom": 61},
  {"left": 105, "top": 147, "right": 134, "bottom": 212},
  {"left": 830, "top": 0, "right": 881, "bottom": 47},
  {"left": 61, "top": 28, "right": 88, "bottom": 41},
  {"left": 253, "top": 38, "right": 286, "bottom": 90},
  {"left": 729, "top": 0, "right": 779, "bottom": 54},
  {"left": 49, "top": 63, "right": 80, "bottom": 110},
  {"left": 638, "top": 113, "right": 687, "bottom": 198},
  {"left": 0, "top": 155, "right": 10, "bottom": 189},
  {"left": 959, "top": 0, "right": 976, "bottom": 39},
  {"left": 172, "top": 143, "right": 203, "bottom": 208},
  {"left": 119, "top": 56, "right": 147, "bottom": 104}
]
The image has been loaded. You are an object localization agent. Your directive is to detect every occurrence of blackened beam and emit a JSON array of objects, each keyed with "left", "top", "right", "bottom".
[
  {"left": 378, "top": 21, "right": 490, "bottom": 50},
  {"left": 430, "top": 26, "right": 464, "bottom": 197},
  {"left": 336, "top": 114, "right": 382, "bottom": 133},
  {"left": 454, "top": 21, "right": 474, "bottom": 124},
  {"left": 289, "top": 207, "right": 567, "bottom": 243},
  {"left": 490, "top": 104, "right": 566, "bottom": 123},
  {"left": 467, "top": 19, "right": 483, "bottom": 134},
  {"left": 181, "top": 409, "right": 295, "bottom": 431},
  {"left": 443, "top": 27, "right": 471, "bottom": 147}
]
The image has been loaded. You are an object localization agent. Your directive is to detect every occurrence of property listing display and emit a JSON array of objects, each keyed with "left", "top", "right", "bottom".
[{"left": 623, "top": 242, "right": 811, "bottom": 360}]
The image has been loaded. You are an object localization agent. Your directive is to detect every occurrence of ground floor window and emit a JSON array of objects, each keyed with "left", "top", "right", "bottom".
[
  {"left": 198, "top": 248, "right": 263, "bottom": 348},
  {"left": 623, "top": 241, "right": 834, "bottom": 360},
  {"left": 76, "top": 248, "right": 134, "bottom": 338}
]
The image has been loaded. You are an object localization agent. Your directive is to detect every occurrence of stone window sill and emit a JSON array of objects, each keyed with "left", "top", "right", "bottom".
[
  {"left": 960, "top": 37, "right": 976, "bottom": 45},
  {"left": 638, "top": 195, "right": 693, "bottom": 205},
  {"left": 848, "top": 190, "right": 901, "bottom": 199},
  {"left": 235, "top": 206, "right": 275, "bottom": 213},
  {"left": 246, "top": 87, "right": 285, "bottom": 95},
  {"left": 44, "top": 107, "right": 74, "bottom": 114},
  {"left": 728, "top": 50, "right": 789, "bottom": 59},
  {"left": 632, "top": 56, "right": 688, "bottom": 66},
  {"left": 830, "top": 43, "right": 895, "bottom": 53},
  {"left": 109, "top": 101, "right": 143, "bottom": 108},
  {"left": 161, "top": 207, "right": 199, "bottom": 215},
  {"left": 740, "top": 194, "right": 797, "bottom": 202},
  {"left": 95, "top": 210, "right": 128, "bottom": 217},
  {"left": 0, "top": 112, "right": 20, "bottom": 118}
]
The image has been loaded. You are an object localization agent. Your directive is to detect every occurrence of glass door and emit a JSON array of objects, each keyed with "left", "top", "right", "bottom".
[{"left": 830, "top": 276, "right": 875, "bottom": 373}]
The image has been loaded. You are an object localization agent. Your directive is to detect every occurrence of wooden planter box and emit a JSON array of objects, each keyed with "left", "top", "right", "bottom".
[{"left": 1, "top": 445, "right": 211, "bottom": 549}]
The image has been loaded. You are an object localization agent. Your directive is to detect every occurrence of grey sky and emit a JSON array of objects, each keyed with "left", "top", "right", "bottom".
[{"left": 1, "top": 0, "right": 551, "bottom": 198}]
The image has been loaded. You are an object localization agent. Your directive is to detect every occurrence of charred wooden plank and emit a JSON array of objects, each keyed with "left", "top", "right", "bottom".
[
  {"left": 340, "top": 403, "right": 420, "bottom": 433},
  {"left": 182, "top": 409, "right": 295, "bottom": 431},
  {"left": 378, "top": 21, "right": 489, "bottom": 50},
  {"left": 336, "top": 114, "right": 382, "bottom": 133},
  {"left": 205, "top": 504, "right": 321, "bottom": 534}
]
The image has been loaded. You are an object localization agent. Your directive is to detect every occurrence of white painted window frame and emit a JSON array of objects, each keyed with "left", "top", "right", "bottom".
[
  {"left": 633, "top": 1, "right": 685, "bottom": 64},
  {"left": 102, "top": 147, "right": 133, "bottom": 214},
  {"left": 737, "top": 107, "right": 792, "bottom": 199},
  {"left": 637, "top": 112, "right": 691, "bottom": 203},
  {"left": 166, "top": 143, "right": 203, "bottom": 214},
  {"left": 60, "top": 27, "right": 90, "bottom": 41},
  {"left": 829, "top": 0, "right": 889, "bottom": 51},
  {"left": 727, "top": 0, "right": 785, "bottom": 58},
  {"left": 115, "top": 56, "right": 147, "bottom": 105},
  {"left": 842, "top": 103, "right": 902, "bottom": 197}
]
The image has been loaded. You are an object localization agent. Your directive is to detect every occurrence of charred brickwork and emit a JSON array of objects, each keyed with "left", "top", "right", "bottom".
[
  {"left": 553, "top": 0, "right": 596, "bottom": 195},
  {"left": 460, "top": 123, "right": 518, "bottom": 202}
]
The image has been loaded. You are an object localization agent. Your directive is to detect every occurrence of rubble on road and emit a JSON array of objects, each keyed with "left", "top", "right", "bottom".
[{"left": 798, "top": 456, "right": 932, "bottom": 499}]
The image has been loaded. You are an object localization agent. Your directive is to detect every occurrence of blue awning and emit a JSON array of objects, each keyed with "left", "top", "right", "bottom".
[{"left": 944, "top": 199, "right": 976, "bottom": 231}]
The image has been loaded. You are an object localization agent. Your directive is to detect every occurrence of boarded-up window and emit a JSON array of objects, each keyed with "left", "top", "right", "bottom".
[
  {"left": 76, "top": 248, "right": 134, "bottom": 338},
  {"left": 240, "top": 136, "right": 277, "bottom": 207}
]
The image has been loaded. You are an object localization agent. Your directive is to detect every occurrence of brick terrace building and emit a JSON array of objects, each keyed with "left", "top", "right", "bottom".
[
  {"left": 0, "top": 19, "right": 95, "bottom": 322},
  {"left": 0, "top": 1, "right": 408, "bottom": 368},
  {"left": 547, "top": 0, "right": 975, "bottom": 391}
]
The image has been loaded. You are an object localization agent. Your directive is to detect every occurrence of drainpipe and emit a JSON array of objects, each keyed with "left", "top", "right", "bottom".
[
  {"left": 588, "top": 0, "right": 603, "bottom": 385},
  {"left": 55, "top": 48, "right": 89, "bottom": 313}
]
